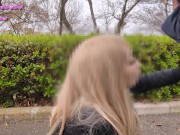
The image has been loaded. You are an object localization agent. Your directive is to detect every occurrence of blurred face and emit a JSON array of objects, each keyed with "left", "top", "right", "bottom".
[
  {"left": 173, "top": 0, "right": 180, "bottom": 10},
  {"left": 124, "top": 48, "right": 141, "bottom": 88}
]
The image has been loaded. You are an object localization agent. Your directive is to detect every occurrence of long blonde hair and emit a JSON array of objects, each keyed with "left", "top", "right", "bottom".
[{"left": 48, "top": 35, "right": 140, "bottom": 135}]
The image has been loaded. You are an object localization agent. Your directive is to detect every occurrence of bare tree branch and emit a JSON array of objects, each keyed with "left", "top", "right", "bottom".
[
  {"left": 115, "top": 0, "right": 141, "bottom": 34},
  {"left": 59, "top": 0, "right": 74, "bottom": 35},
  {"left": 132, "top": 0, "right": 173, "bottom": 33},
  {"left": 87, "top": 0, "right": 99, "bottom": 33}
]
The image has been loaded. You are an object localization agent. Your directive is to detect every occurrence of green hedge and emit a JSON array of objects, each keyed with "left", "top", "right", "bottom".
[
  {"left": 0, "top": 34, "right": 90, "bottom": 107},
  {"left": 0, "top": 34, "right": 179, "bottom": 107}
]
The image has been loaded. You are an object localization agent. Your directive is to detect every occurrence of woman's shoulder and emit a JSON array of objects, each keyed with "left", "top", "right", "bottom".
[{"left": 52, "top": 107, "right": 117, "bottom": 135}]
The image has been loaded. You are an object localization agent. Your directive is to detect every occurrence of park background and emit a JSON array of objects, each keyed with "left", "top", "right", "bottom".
[{"left": 0, "top": 0, "right": 179, "bottom": 108}]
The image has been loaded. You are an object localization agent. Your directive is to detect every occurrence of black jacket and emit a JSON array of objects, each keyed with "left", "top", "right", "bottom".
[
  {"left": 131, "top": 67, "right": 180, "bottom": 94},
  {"left": 161, "top": 6, "right": 180, "bottom": 42},
  {"left": 52, "top": 107, "right": 117, "bottom": 135},
  {"left": 52, "top": 118, "right": 117, "bottom": 135}
]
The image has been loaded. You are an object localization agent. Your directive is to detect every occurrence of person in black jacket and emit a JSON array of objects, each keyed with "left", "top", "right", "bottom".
[
  {"left": 139, "top": 0, "right": 180, "bottom": 95},
  {"left": 162, "top": 0, "right": 180, "bottom": 42}
]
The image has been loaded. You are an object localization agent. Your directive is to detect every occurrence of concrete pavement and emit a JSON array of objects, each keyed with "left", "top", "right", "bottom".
[
  {"left": 0, "top": 113, "right": 179, "bottom": 135},
  {"left": 0, "top": 101, "right": 180, "bottom": 135}
]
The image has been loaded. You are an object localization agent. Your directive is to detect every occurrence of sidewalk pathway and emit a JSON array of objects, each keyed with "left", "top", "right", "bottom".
[
  {"left": 0, "top": 113, "right": 179, "bottom": 135},
  {"left": 0, "top": 101, "right": 180, "bottom": 122}
]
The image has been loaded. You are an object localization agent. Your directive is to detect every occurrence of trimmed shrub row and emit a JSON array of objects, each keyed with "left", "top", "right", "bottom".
[{"left": 0, "top": 34, "right": 179, "bottom": 107}]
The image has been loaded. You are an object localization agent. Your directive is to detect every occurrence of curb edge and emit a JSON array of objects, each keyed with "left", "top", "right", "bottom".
[{"left": 0, "top": 101, "right": 179, "bottom": 122}]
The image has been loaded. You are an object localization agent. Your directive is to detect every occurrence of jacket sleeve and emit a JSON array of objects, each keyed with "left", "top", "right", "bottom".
[{"left": 131, "top": 67, "right": 180, "bottom": 94}]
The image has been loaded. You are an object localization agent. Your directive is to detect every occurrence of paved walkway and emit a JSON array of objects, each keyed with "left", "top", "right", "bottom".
[{"left": 0, "top": 113, "right": 179, "bottom": 135}]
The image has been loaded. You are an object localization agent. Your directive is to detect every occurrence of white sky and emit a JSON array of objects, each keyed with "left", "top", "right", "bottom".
[
  {"left": 0, "top": 0, "right": 168, "bottom": 35},
  {"left": 81, "top": 0, "right": 161, "bottom": 35}
]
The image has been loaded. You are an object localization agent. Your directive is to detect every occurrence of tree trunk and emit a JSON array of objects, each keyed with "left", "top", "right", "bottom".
[
  {"left": 59, "top": 1, "right": 63, "bottom": 35},
  {"left": 62, "top": 8, "right": 74, "bottom": 34},
  {"left": 164, "top": 0, "right": 168, "bottom": 18},
  {"left": 0, "top": 0, "right": 2, "bottom": 6},
  {"left": 115, "top": 0, "right": 140, "bottom": 34},
  {"left": 59, "top": 0, "right": 74, "bottom": 35},
  {"left": 105, "top": 18, "right": 109, "bottom": 32},
  {"left": 115, "top": 18, "right": 124, "bottom": 34},
  {"left": 87, "top": 0, "right": 99, "bottom": 33},
  {"left": 115, "top": 0, "right": 127, "bottom": 34}
]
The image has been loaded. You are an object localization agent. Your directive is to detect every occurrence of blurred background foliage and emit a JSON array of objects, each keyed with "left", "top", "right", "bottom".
[{"left": 0, "top": 34, "right": 179, "bottom": 107}]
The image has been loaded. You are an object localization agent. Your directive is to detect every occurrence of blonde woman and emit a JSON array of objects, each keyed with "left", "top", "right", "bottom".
[{"left": 48, "top": 35, "right": 141, "bottom": 135}]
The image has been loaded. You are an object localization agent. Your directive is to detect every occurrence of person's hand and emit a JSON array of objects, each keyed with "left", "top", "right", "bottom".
[{"left": 173, "top": 0, "right": 180, "bottom": 10}]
